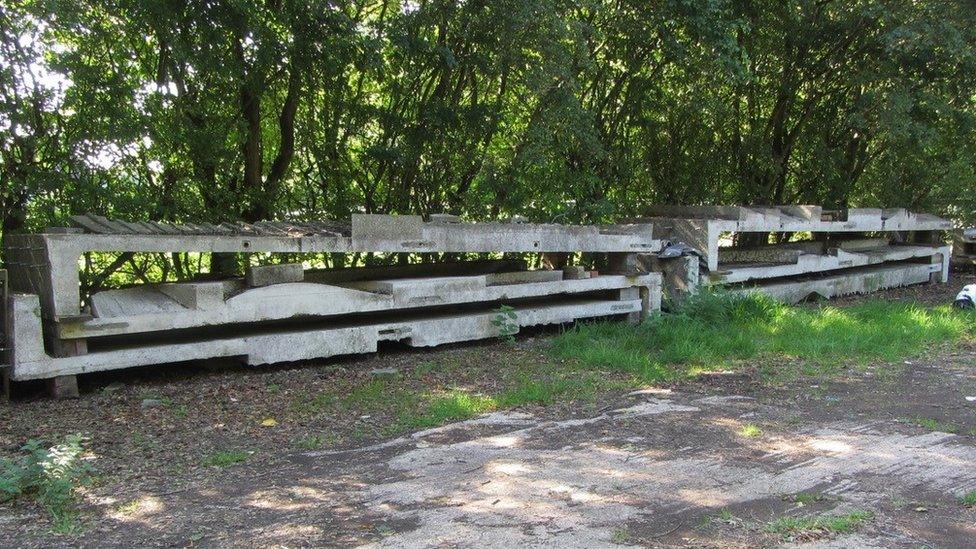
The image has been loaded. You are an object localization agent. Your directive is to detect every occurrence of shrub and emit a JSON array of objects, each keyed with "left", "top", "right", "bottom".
[{"left": 0, "top": 434, "right": 92, "bottom": 532}]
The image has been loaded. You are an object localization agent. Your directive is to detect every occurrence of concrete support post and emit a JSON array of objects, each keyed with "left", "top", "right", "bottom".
[
  {"left": 615, "top": 286, "right": 642, "bottom": 324},
  {"left": 607, "top": 252, "right": 639, "bottom": 276},
  {"left": 46, "top": 375, "right": 79, "bottom": 399}
]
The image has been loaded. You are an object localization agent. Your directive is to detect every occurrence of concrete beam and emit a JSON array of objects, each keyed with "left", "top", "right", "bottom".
[
  {"left": 245, "top": 263, "right": 304, "bottom": 287},
  {"left": 740, "top": 263, "right": 935, "bottom": 304},
  {"left": 59, "top": 274, "right": 662, "bottom": 340},
  {"left": 8, "top": 292, "right": 658, "bottom": 381}
]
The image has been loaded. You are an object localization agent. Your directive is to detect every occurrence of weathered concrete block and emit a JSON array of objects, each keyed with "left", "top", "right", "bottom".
[
  {"left": 486, "top": 270, "right": 563, "bottom": 285},
  {"left": 246, "top": 263, "right": 304, "bottom": 287},
  {"left": 562, "top": 266, "right": 590, "bottom": 280},
  {"left": 352, "top": 276, "right": 486, "bottom": 306},
  {"left": 641, "top": 254, "right": 699, "bottom": 309},
  {"left": 158, "top": 282, "right": 225, "bottom": 310},
  {"left": 608, "top": 252, "right": 640, "bottom": 276},
  {"left": 351, "top": 214, "right": 423, "bottom": 240}
]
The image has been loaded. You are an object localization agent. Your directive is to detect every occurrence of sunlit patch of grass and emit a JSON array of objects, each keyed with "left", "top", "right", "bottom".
[
  {"left": 550, "top": 290, "right": 971, "bottom": 381},
  {"left": 397, "top": 389, "right": 497, "bottom": 430},
  {"left": 739, "top": 424, "right": 763, "bottom": 437},
  {"left": 115, "top": 499, "right": 141, "bottom": 515},
  {"left": 765, "top": 510, "right": 874, "bottom": 536}
]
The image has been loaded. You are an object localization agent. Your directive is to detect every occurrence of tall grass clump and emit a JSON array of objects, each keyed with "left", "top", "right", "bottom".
[
  {"left": 550, "top": 289, "right": 971, "bottom": 380},
  {"left": 0, "top": 434, "right": 93, "bottom": 533}
]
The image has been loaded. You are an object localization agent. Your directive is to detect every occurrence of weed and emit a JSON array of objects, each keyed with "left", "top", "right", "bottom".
[
  {"left": 139, "top": 391, "right": 173, "bottom": 407},
  {"left": 413, "top": 361, "right": 441, "bottom": 377},
  {"left": 201, "top": 449, "right": 250, "bottom": 468},
  {"left": 342, "top": 380, "right": 393, "bottom": 409},
  {"left": 788, "top": 492, "right": 826, "bottom": 505},
  {"left": 739, "top": 424, "right": 763, "bottom": 437},
  {"left": 496, "top": 372, "right": 607, "bottom": 407},
  {"left": 399, "top": 390, "right": 496, "bottom": 429},
  {"left": 172, "top": 405, "right": 189, "bottom": 419},
  {"left": 610, "top": 528, "right": 632, "bottom": 544},
  {"left": 902, "top": 416, "right": 959, "bottom": 433},
  {"left": 0, "top": 434, "right": 93, "bottom": 532},
  {"left": 115, "top": 499, "right": 141, "bottom": 515},
  {"left": 765, "top": 510, "right": 874, "bottom": 536},
  {"left": 960, "top": 490, "right": 976, "bottom": 507},
  {"left": 491, "top": 305, "right": 519, "bottom": 344},
  {"left": 293, "top": 435, "right": 327, "bottom": 450}
]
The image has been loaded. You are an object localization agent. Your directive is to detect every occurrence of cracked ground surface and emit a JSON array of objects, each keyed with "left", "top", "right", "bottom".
[{"left": 2, "top": 280, "right": 976, "bottom": 547}]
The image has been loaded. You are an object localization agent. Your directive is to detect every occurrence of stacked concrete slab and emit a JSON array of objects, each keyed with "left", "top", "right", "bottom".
[
  {"left": 2, "top": 214, "right": 663, "bottom": 390},
  {"left": 638, "top": 206, "right": 950, "bottom": 304},
  {"left": 952, "top": 228, "right": 976, "bottom": 266}
]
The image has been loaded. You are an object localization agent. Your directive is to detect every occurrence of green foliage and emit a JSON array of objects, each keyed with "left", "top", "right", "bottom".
[
  {"left": 960, "top": 490, "right": 976, "bottom": 507},
  {"left": 201, "top": 450, "right": 250, "bottom": 468},
  {"left": 765, "top": 510, "right": 874, "bottom": 536},
  {"left": 550, "top": 290, "right": 971, "bottom": 380},
  {"left": 739, "top": 424, "right": 763, "bottom": 438},
  {"left": 2, "top": 0, "right": 975, "bottom": 265},
  {"left": 491, "top": 305, "right": 519, "bottom": 344},
  {"left": 397, "top": 390, "right": 496, "bottom": 430},
  {"left": 0, "top": 434, "right": 92, "bottom": 532}
]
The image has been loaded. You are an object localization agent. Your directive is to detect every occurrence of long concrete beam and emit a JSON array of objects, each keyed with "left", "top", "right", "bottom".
[
  {"left": 5, "top": 214, "right": 662, "bottom": 319},
  {"left": 61, "top": 273, "right": 661, "bottom": 340},
  {"left": 8, "top": 293, "right": 651, "bottom": 381},
  {"left": 713, "top": 245, "right": 949, "bottom": 284},
  {"left": 737, "top": 263, "right": 936, "bottom": 304}
]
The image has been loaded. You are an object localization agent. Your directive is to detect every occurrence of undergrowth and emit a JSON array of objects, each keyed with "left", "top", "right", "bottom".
[
  {"left": 765, "top": 510, "right": 874, "bottom": 536},
  {"left": 0, "top": 434, "right": 92, "bottom": 533},
  {"left": 550, "top": 290, "right": 971, "bottom": 382}
]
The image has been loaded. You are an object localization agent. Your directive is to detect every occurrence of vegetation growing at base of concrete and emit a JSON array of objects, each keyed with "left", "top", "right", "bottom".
[
  {"left": 491, "top": 305, "right": 520, "bottom": 344},
  {"left": 550, "top": 290, "right": 971, "bottom": 381},
  {"left": 0, "top": 434, "right": 92, "bottom": 533}
]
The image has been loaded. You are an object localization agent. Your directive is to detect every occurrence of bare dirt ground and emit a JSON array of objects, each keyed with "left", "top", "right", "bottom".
[{"left": 2, "top": 275, "right": 976, "bottom": 548}]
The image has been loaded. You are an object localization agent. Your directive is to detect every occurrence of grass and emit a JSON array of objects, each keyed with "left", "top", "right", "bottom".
[
  {"left": 0, "top": 434, "right": 93, "bottom": 533},
  {"left": 201, "top": 450, "right": 250, "bottom": 468},
  {"left": 550, "top": 290, "right": 971, "bottom": 382},
  {"left": 609, "top": 528, "right": 632, "bottom": 544},
  {"left": 902, "top": 416, "right": 960, "bottom": 433},
  {"left": 765, "top": 510, "right": 874, "bottom": 536},
  {"left": 267, "top": 291, "right": 972, "bottom": 447},
  {"left": 960, "top": 490, "right": 976, "bottom": 506},
  {"left": 397, "top": 390, "right": 497, "bottom": 430},
  {"left": 293, "top": 435, "right": 328, "bottom": 450},
  {"left": 115, "top": 499, "right": 141, "bottom": 515},
  {"left": 788, "top": 492, "right": 827, "bottom": 505},
  {"left": 739, "top": 424, "right": 763, "bottom": 437}
]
